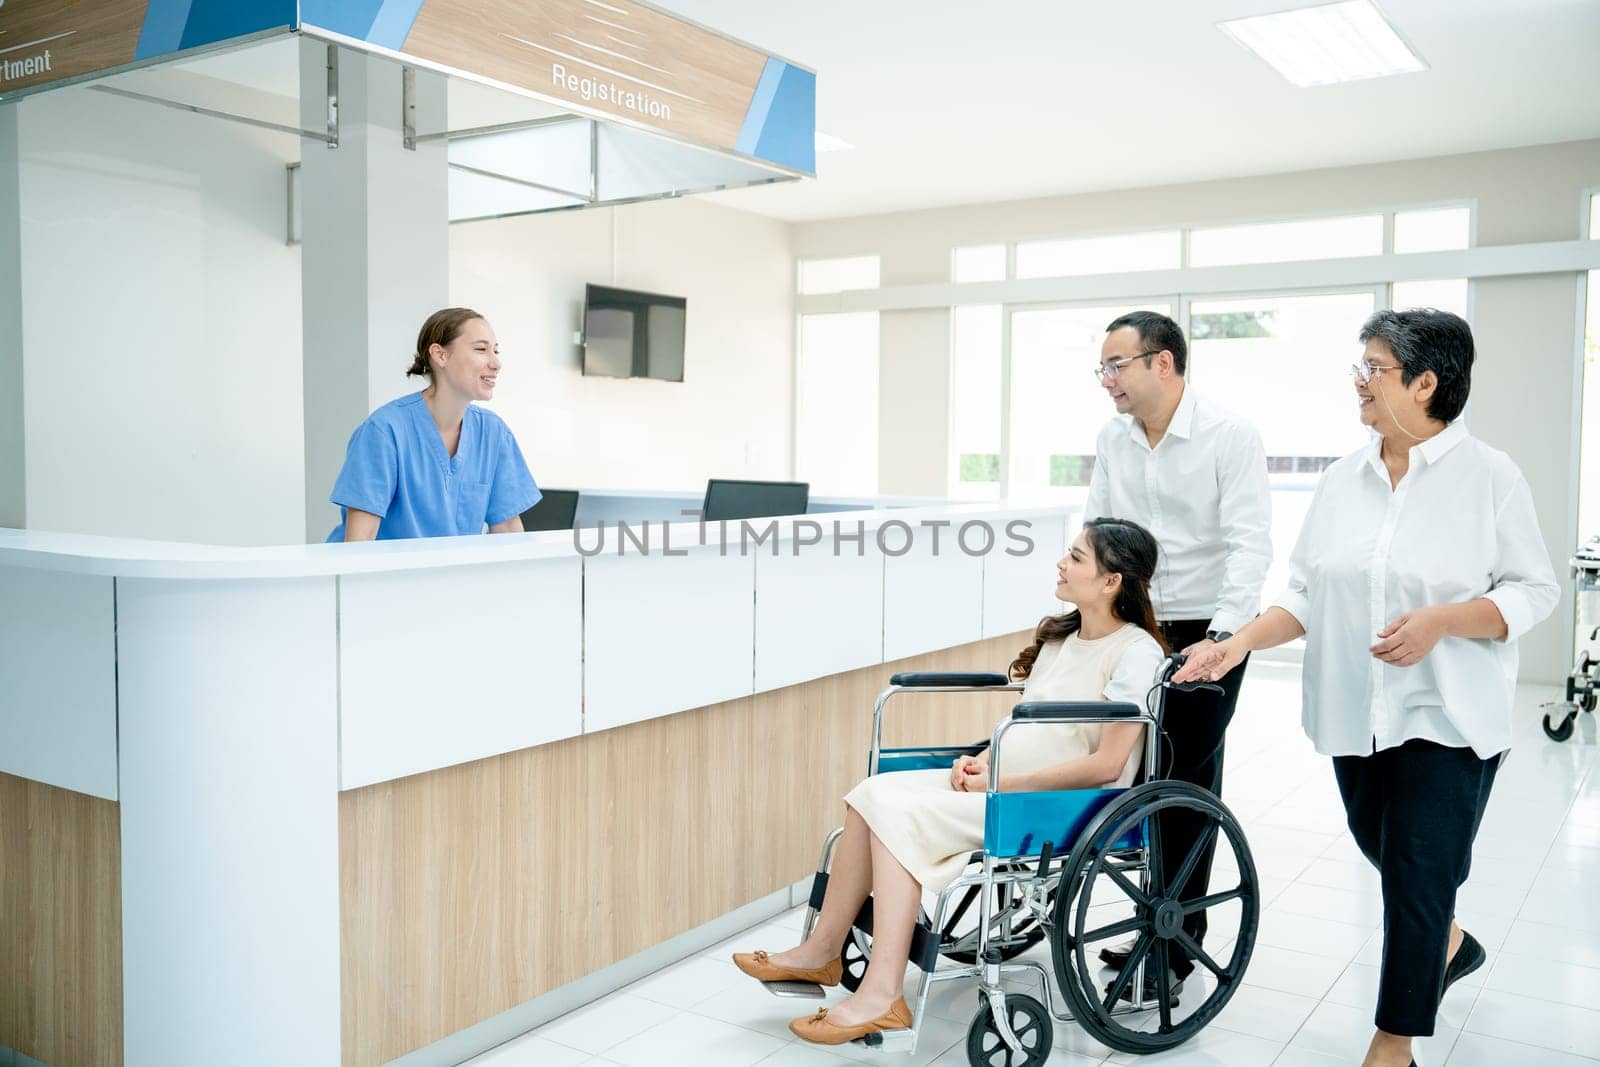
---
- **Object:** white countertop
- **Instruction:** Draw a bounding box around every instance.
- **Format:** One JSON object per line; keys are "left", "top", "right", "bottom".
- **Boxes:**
{"left": 0, "top": 500, "right": 1068, "bottom": 580}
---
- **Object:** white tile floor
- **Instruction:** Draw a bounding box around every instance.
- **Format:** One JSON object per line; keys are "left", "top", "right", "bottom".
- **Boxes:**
{"left": 464, "top": 661, "right": 1600, "bottom": 1066}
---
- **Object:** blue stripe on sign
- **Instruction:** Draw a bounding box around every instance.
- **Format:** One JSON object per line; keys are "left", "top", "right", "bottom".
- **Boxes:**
{"left": 135, "top": 0, "right": 198, "bottom": 60}
{"left": 754, "top": 64, "right": 816, "bottom": 174}
{"left": 298, "top": 0, "right": 387, "bottom": 42}
{"left": 734, "top": 58, "right": 786, "bottom": 157}
{"left": 365, "top": 0, "right": 428, "bottom": 50}
{"left": 177, "top": 0, "right": 298, "bottom": 50}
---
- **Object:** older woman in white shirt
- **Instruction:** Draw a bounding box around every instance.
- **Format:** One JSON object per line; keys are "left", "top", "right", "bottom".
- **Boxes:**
{"left": 1176, "top": 309, "right": 1559, "bottom": 1067}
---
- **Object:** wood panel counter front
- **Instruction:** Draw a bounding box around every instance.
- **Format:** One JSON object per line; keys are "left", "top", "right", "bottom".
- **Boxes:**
{"left": 338, "top": 631, "right": 1031, "bottom": 1066}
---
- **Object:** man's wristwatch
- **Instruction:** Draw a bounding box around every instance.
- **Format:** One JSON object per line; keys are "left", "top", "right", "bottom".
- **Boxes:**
{"left": 1206, "top": 630, "right": 1233, "bottom": 643}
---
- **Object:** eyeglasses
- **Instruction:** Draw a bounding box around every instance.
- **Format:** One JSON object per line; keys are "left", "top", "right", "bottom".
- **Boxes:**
{"left": 1350, "top": 360, "right": 1402, "bottom": 385}
{"left": 1092, "top": 350, "right": 1160, "bottom": 383}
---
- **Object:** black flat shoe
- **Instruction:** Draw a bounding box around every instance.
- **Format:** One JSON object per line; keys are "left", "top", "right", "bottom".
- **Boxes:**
{"left": 1442, "top": 930, "right": 1486, "bottom": 996}
{"left": 1099, "top": 940, "right": 1135, "bottom": 969}
{"left": 1103, "top": 968, "right": 1184, "bottom": 1006}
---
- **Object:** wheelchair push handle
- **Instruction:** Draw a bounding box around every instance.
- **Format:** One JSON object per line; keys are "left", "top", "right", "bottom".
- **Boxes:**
{"left": 1160, "top": 650, "right": 1226, "bottom": 696}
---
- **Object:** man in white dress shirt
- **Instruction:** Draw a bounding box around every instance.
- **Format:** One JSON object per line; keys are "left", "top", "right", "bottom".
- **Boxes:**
{"left": 1083, "top": 311, "right": 1273, "bottom": 993}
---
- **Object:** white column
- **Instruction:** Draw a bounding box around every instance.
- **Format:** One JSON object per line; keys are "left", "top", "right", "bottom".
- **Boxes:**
{"left": 0, "top": 103, "right": 24, "bottom": 530}
{"left": 298, "top": 41, "right": 449, "bottom": 541}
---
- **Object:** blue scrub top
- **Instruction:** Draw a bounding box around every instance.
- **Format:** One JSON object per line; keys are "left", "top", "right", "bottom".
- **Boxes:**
{"left": 327, "top": 392, "right": 540, "bottom": 542}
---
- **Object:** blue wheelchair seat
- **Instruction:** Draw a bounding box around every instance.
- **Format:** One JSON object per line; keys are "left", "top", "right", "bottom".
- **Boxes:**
{"left": 870, "top": 751, "right": 1145, "bottom": 856}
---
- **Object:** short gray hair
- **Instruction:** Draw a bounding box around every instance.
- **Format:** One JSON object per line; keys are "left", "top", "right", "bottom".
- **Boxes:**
{"left": 1358, "top": 308, "right": 1474, "bottom": 423}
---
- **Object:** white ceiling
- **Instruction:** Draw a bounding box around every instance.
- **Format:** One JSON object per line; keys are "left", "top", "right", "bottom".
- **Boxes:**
{"left": 651, "top": 0, "right": 1600, "bottom": 221}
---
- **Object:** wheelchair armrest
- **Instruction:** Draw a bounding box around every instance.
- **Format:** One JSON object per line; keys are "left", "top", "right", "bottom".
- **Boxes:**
{"left": 890, "top": 671, "right": 1011, "bottom": 688}
{"left": 1011, "top": 700, "right": 1144, "bottom": 721}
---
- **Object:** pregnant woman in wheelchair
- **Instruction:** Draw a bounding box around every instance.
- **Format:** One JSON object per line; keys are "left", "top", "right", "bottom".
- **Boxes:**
{"left": 734, "top": 517, "right": 1168, "bottom": 1045}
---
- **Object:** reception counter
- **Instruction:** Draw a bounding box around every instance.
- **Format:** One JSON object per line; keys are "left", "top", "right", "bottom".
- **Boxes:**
{"left": 0, "top": 499, "right": 1074, "bottom": 1067}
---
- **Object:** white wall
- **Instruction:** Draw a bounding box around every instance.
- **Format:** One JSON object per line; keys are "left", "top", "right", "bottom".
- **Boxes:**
{"left": 793, "top": 139, "right": 1600, "bottom": 684}
{"left": 12, "top": 82, "right": 795, "bottom": 543}
{"left": 17, "top": 85, "right": 305, "bottom": 545}
{"left": 449, "top": 196, "right": 795, "bottom": 495}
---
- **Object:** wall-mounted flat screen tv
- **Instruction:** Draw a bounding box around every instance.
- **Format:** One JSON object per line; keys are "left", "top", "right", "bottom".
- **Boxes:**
{"left": 582, "top": 284, "right": 687, "bottom": 381}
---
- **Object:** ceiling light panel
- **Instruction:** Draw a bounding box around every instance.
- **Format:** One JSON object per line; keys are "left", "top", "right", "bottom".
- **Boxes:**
{"left": 1220, "top": 1, "right": 1426, "bottom": 87}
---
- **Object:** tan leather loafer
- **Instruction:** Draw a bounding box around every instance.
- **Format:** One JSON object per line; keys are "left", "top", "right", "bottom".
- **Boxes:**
{"left": 789, "top": 996, "right": 912, "bottom": 1044}
{"left": 731, "top": 950, "right": 843, "bottom": 987}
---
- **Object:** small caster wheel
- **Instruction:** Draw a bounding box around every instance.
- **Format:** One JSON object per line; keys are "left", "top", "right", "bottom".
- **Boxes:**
{"left": 1583, "top": 689, "right": 1598, "bottom": 714}
{"left": 1544, "top": 710, "right": 1576, "bottom": 742}
{"left": 965, "top": 992, "right": 1052, "bottom": 1066}
{"left": 839, "top": 929, "right": 870, "bottom": 992}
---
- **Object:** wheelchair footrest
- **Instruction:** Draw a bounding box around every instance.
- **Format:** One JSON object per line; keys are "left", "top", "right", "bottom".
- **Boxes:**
{"left": 761, "top": 979, "right": 827, "bottom": 999}
{"left": 856, "top": 1028, "right": 918, "bottom": 1052}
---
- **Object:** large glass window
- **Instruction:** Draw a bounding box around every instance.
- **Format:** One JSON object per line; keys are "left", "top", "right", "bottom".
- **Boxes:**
{"left": 1190, "top": 214, "right": 1383, "bottom": 267}
{"left": 1015, "top": 231, "right": 1180, "bottom": 279}
{"left": 1188, "top": 291, "right": 1377, "bottom": 599}
{"left": 1393, "top": 206, "right": 1471, "bottom": 253}
{"left": 950, "top": 305, "right": 1003, "bottom": 499}
{"left": 1580, "top": 193, "right": 1600, "bottom": 543}
{"left": 953, "top": 245, "right": 1006, "bottom": 283}
{"left": 1392, "top": 278, "right": 1468, "bottom": 319}
{"left": 1583, "top": 267, "right": 1599, "bottom": 543}
{"left": 1006, "top": 303, "right": 1173, "bottom": 508}
{"left": 796, "top": 313, "right": 879, "bottom": 495}
{"left": 949, "top": 247, "right": 1007, "bottom": 498}
{"left": 798, "top": 256, "right": 879, "bottom": 295}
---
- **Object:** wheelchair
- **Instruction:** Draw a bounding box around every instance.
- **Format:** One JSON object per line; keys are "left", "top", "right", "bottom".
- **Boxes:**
{"left": 763, "top": 655, "right": 1261, "bottom": 1063}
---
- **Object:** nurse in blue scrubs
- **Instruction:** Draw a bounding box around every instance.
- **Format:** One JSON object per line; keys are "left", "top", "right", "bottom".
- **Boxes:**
{"left": 328, "top": 307, "right": 541, "bottom": 542}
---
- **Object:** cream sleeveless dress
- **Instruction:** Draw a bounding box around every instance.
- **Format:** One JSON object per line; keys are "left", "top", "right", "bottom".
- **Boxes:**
{"left": 844, "top": 624, "right": 1164, "bottom": 891}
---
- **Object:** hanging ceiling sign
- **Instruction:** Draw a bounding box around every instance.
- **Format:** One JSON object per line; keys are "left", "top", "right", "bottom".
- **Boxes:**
{"left": 0, "top": 0, "right": 294, "bottom": 97}
{"left": 0, "top": 0, "right": 815, "bottom": 177}
{"left": 301, "top": 0, "right": 816, "bottom": 176}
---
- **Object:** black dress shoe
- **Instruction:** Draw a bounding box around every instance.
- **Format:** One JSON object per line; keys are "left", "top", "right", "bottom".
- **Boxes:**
{"left": 1098, "top": 940, "right": 1135, "bottom": 969}
{"left": 1442, "top": 930, "right": 1486, "bottom": 996}
{"left": 1103, "top": 968, "right": 1184, "bottom": 1006}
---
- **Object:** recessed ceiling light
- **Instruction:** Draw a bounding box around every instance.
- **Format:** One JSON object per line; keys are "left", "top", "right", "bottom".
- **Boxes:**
{"left": 1219, "top": 0, "right": 1427, "bottom": 88}
{"left": 814, "top": 130, "right": 854, "bottom": 153}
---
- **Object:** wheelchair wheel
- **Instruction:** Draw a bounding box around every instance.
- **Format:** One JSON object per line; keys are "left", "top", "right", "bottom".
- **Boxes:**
{"left": 839, "top": 927, "right": 871, "bottom": 992}
{"left": 940, "top": 866, "right": 1051, "bottom": 965}
{"left": 965, "top": 991, "right": 1052, "bottom": 1066}
{"left": 1050, "top": 780, "right": 1259, "bottom": 1055}
{"left": 1544, "top": 709, "right": 1577, "bottom": 742}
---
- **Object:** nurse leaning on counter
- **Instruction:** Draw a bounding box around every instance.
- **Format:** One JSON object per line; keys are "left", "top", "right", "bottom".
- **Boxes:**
{"left": 327, "top": 307, "right": 541, "bottom": 542}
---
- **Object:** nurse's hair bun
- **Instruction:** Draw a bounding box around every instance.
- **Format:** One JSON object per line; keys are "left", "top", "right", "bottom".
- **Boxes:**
{"left": 408, "top": 307, "right": 486, "bottom": 377}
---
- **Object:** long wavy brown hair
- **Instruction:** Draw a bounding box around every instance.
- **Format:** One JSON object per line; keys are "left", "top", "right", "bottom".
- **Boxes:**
{"left": 1009, "top": 517, "right": 1168, "bottom": 680}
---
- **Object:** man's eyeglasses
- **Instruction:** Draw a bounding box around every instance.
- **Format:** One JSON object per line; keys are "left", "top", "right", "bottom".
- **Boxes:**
{"left": 1350, "top": 360, "right": 1402, "bottom": 385}
{"left": 1093, "top": 350, "right": 1160, "bottom": 383}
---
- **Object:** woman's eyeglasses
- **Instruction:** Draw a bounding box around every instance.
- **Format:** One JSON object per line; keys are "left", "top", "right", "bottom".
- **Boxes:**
{"left": 1092, "top": 350, "right": 1159, "bottom": 383}
{"left": 1350, "top": 360, "right": 1402, "bottom": 385}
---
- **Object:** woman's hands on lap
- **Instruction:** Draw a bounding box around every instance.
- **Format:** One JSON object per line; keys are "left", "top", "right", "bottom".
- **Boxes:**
{"left": 950, "top": 754, "right": 991, "bottom": 792}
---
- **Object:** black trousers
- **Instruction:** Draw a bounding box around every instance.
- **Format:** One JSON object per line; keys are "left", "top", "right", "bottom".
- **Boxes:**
{"left": 1156, "top": 618, "right": 1250, "bottom": 979}
{"left": 1333, "top": 739, "right": 1500, "bottom": 1037}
